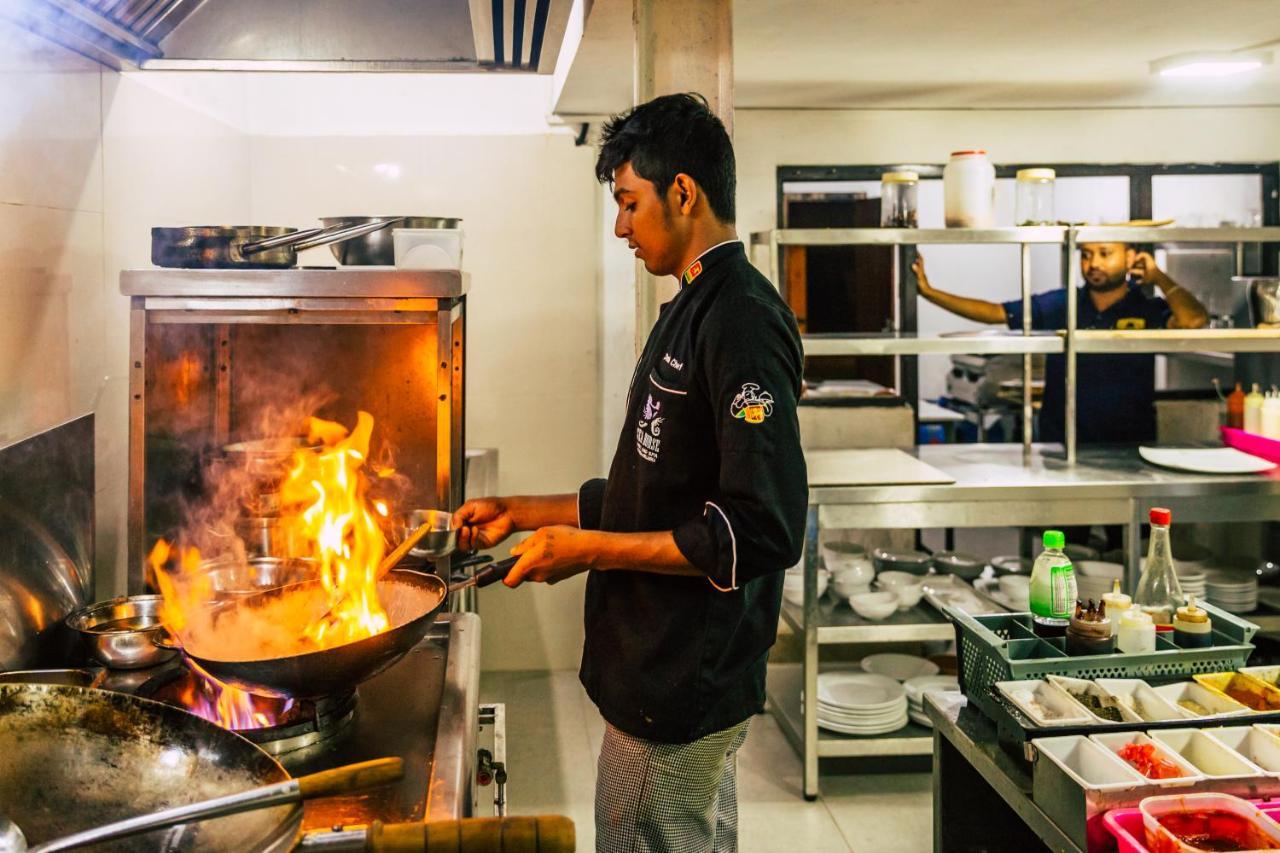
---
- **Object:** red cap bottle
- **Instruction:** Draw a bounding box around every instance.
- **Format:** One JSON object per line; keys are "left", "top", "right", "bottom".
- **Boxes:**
{"left": 1150, "top": 507, "right": 1171, "bottom": 526}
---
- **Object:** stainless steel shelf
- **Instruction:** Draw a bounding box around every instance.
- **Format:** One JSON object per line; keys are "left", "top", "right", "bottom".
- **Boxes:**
{"left": 121, "top": 267, "right": 468, "bottom": 299}
{"left": 1074, "top": 226, "right": 1280, "bottom": 244}
{"left": 767, "top": 664, "right": 935, "bottom": 758}
{"left": 756, "top": 227, "right": 1067, "bottom": 246}
{"left": 1073, "top": 329, "right": 1280, "bottom": 354}
{"left": 803, "top": 332, "right": 1063, "bottom": 357}
{"left": 780, "top": 597, "right": 954, "bottom": 644}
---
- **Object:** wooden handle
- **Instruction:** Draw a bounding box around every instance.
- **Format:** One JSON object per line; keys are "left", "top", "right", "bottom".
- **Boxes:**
{"left": 296, "top": 757, "right": 405, "bottom": 799}
{"left": 378, "top": 523, "right": 435, "bottom": 579}
{"left": 368, "top": 816, "right": 575, "bottom": 852}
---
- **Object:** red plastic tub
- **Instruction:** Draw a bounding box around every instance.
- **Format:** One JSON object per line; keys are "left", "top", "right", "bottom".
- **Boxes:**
{"left": 1105, "top": 799, "right": 1280, "bottom": 853}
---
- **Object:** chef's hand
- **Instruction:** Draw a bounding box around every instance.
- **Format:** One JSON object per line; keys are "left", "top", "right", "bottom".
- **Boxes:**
{"left": 504, "top": 526, "right": 599, "bottom": 588}
{"left": 1128, "top": 251, "right": 1166, "bottom": 288}
{"left": 911, "top": 256, "right": 934, "bottom": 296}
{"left": 453, "top": 498, "right": 518, "bottom": 551}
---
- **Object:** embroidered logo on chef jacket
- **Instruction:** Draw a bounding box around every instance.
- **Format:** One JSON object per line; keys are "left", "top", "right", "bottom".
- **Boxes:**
{"left": 682, "top": 260, "right": 703, "bottom": 286}
{"left": 635, "top": 394, "right": 665, "bottom": 462}
{"left": 662, "top": 353, "right": 684, "bottom": 371}
{"left": 1115, "top": 317, "right": 1147, "bottom": 330}
{"left": 730, "top": 383, "right": 774, "bottom": 424}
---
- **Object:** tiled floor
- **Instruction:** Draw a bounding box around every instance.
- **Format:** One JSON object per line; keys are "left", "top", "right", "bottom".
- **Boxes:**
{"left": 480, "top": 671, "right": 933, "bottom": 852}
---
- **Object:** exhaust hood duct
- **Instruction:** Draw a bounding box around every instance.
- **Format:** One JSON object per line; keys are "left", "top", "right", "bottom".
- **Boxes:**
{"left": 3, "top": 0, "right": 571, "bottom": 72}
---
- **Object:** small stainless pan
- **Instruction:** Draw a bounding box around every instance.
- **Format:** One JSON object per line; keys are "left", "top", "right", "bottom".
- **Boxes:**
{"left": 65, "top": 595, "right": 176, "bottom": 670}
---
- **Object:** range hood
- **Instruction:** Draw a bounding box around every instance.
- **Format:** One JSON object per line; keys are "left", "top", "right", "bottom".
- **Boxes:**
{"left": 4, "top": 0, "right": 572, "bottom": 72}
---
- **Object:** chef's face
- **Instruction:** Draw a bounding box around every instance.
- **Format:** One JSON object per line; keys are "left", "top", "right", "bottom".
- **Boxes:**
{"left": 1080, "top": 242, "right": 1133, "bottom": 292}
{"left": 611, "top": 162, "right": 689, "bottom": 277}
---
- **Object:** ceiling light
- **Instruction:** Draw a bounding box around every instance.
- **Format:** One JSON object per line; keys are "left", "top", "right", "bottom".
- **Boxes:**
{"left": 1151, "top": 51, "right": 1272, "bottom": 78}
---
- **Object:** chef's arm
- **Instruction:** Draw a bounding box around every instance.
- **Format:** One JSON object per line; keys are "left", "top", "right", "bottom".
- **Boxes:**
{"left": 912, "top": 256, "right": 1007, "bottom": 325}
{"left": 589, "top": 531, "right": 702, "bottom": 577}
{"left": 1134, "top": 254, "right": 1209, "bottom": 330}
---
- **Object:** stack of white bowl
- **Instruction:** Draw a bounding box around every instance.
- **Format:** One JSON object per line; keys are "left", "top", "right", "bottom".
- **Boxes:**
{"left": 782, "top": 562, "right": 828, "bottom": 607}
{"left": 814, "top": 672, "right": 909, "bottom": 735}
{"left": 823, "top": 541, "right": 876, "bottom": 603}
{"left": 903, "top": 674, "right": 961, "bottom": 728}
{"left": 1075, "top": 560, "right": 1124, "bottom": 605}
{"left": 1204, "top": 570, "right": 1259, "bottom": 613}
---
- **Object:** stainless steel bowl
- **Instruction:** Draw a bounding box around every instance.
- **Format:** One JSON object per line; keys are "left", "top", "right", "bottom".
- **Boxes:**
{"left": 321, "top": 217, "right": 461, "bottom": 265}
{"left": 65, "top": 596, "right": 176, "bottom": 670}
{"left": 204, "top": 556, "right": 316, "bottom": 600}
{"left": 390, "top": 509, "right": 456, "bottom": 558}
{"left": 1234, "top": 276, "right": 1280, "bottom": 327}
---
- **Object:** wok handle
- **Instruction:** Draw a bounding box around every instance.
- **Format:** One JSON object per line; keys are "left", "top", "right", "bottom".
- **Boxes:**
{"left": 367, "top": 816, "right": 575, "bottom": 852}
{"left": 297, "top": 758, "right": 406, "bottom": 799}
{"left": 291, "top": 217, "right": 407, "bottom": 252}
{"left": 239, "top": 226, "right": 326, "bottom": 255}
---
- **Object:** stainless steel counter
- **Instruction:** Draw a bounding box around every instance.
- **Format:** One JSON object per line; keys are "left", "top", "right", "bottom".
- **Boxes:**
{"left": 121, "top": 267, "right": 467, "bottom": 299}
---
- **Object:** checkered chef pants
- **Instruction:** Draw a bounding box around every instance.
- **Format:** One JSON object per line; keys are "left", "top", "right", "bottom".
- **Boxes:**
{"left": 595, "top": 719, "right": 750, "bottom": 853}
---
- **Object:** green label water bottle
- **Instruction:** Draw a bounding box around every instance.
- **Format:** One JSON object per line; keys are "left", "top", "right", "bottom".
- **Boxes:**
{"left": 1030, "top": 530, "right": 1076, "bottom": 638}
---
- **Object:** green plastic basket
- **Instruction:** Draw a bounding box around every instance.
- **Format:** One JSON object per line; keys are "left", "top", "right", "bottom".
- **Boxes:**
{"left": 948, "top": 602, "right": 1258, "bottom": 702}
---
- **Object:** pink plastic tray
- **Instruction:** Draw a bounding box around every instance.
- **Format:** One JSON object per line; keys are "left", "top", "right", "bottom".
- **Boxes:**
{"left": 1222, "top": 426, "right": 1280, "bottom": 465}
{"left": 1104, "top": 799, "right": 1280, "bottom": 853}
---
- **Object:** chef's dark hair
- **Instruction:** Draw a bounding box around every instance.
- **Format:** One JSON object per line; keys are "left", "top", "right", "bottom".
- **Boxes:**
{"left": 595, "top": 92, "right": 736, "bottom": 224}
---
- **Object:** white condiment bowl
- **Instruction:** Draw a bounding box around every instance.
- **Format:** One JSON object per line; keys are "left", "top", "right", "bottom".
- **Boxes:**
{"left": 832, "top": 573, "right": 872, "bottom": 601}
{"left": 876, "top": 571, "right": 924, "bottom": 590}
{"left": 783, "top": 569, "right": 829, "bottom": 606}
{"left": 848, "top": 591, "right": 898, "bottom": 621}
{"left": 998, "top": 574, "right": 1031, "bottom": 608}
{"left": 879, "top": 579, "right": 924, "bottom": 610}
{"left": 830, "top": 558, "right": 875, "bottom": 588}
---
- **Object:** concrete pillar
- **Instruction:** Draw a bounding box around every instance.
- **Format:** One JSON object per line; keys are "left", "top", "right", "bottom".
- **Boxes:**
{"left": 632, "top": 0, "right": 733, "bottom": 351}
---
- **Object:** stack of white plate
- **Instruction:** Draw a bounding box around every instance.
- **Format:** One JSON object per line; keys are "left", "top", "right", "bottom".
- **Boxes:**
{"left": 1075, "top": 561, "right": 1124, "bottom": 604}
{"left": 1205, "top": 571, "right": 1258, "bottom": 613}
{"left": 903, "top": 675, "right": 960, "bottom": 728}
{"left": 816, "top": 672, "right": 909, "bottom": 735}
{"left": 1177, "top": 569, "right": 1207, "bottom": 602}
{"left": 861, "top": 652, "right": 940, "bottom": 681}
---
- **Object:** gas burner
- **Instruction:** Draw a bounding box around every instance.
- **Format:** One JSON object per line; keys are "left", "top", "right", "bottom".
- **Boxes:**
{"left": 137, "top": 665, "right": 358, "bottom": 767}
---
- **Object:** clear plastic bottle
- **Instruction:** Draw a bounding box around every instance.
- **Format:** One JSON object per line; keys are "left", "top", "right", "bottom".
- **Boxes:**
{"left": 880, "top": 171, "right": 919, "bottom": 228}
{"left": 1029, "top": 530, "right": 1077, "bottom": 637}
{"left": 1015, "top": 168, "right": 1056, "bottom": 225}
{"left": 1264, "top": 389, "right": 1280, "bottom": 440}
{"left": 1134, "top": 507, "right": 1183, "bottom": 626}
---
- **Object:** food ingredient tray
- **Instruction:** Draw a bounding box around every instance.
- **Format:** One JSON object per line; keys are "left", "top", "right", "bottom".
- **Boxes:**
{"left": 1105, "top": 795, "right": 1280, "bottom": 853}
{"left": 948, "top": 603, "right": 1257, "bottom": 723}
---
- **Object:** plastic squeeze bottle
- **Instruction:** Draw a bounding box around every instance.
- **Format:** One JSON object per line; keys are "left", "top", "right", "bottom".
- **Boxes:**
{"left": 1029, "top": 530, "right": 1077, "bottom": 638}
{"left": 1227, "top": 382, "right": 1245, "bottom": 429}
{"left": 1245, "top": 383, "right": 1265, "bottom": 434}
{"left": 1134, "top": 507, "right": 1183, "bottom": 626}
{"left": 1101, "top": 580, "right": 1132, "bottom": 638}
{"left": 1264, "top": 390, "right": 1280, "bottom": 440}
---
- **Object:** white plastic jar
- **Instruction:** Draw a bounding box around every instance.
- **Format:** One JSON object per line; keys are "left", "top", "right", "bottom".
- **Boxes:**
{"left": 1116, "top": 607, "right": 1156, "bottom": 654}
{"left": 1016, "top": 168, "right": 1056, "bottom": 225}
{"left": 943, "top": 150, "right": 996, "bottom": 228}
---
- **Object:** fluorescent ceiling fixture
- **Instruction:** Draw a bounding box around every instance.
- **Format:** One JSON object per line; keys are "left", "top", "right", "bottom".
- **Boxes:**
{"left": 1151, "top": 51, "right": 1272, "bottom": 78}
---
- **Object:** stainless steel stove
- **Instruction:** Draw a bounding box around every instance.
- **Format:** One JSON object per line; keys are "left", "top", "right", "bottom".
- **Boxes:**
{"left": 100, "top": 613, "right": 480, "bottom": 829}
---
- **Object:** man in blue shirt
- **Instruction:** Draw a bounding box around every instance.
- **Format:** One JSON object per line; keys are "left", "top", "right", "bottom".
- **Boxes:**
{"left": 913, "top": 243, "right": 1209, "bottom": 443}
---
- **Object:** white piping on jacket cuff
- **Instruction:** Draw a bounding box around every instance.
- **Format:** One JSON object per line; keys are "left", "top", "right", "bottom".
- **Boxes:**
{"left": 704, "top": 501, "right": 738, "bottom": 591}
{"left": 576, "top": 488, "right": 581, "bottom": 528}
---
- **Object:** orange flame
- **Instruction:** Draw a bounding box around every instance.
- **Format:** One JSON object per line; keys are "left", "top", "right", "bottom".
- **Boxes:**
{"left": 177, "top": 659, "right": 294, "bottom": 731}
{"left": 151, "top": 410, "right": 395, "bottom": 675}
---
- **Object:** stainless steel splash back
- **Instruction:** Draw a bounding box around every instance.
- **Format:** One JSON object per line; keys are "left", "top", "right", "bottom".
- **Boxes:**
{"left": 0, "top": 414, "right": 95, "bottom": 670}
{"left": 4, "top": 0, "right": 572, "bottom": 72}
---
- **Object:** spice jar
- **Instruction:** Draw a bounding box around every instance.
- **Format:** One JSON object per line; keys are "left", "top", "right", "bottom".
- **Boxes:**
{"left": 1173, "top": 597, "right": 1214, "bottom": 648}
{"left": 1066, "top": 599, "right": 1114, "bottom": 656}
{"left": 1101, "top": 580, "right": 1131, "bottom": 638}
{"left": 943, "top": 150, "right": 995, "bottom": 228}
{"left": 1117, "top": 606, "right": 1156, "bottom": 654}
{"left": 880, "top": 171, "right": 919, "bottom": 228}
{"left": 1015, "top": 168, "right": 1056, "bottom": 225}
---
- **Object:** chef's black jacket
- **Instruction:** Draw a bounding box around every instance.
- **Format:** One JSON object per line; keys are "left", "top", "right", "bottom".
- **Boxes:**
{"left": 577, "top": 241, "right": 807, "bottom": 744}
{"left": 1002, "top": 285, "right": 1173, "bottom": 444}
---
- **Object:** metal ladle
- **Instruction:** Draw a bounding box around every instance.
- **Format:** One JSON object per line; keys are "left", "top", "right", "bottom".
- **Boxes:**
{"left": 0, "top": 758, "right": 402, "bottom": 853}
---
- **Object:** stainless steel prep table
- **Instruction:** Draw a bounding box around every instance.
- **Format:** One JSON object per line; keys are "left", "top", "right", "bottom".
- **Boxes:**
{"left": 926, "top": 692, "right": 1082, "bottom": 853}
{"left": 771, "top": 443, "right": 1280, "bottom": 799}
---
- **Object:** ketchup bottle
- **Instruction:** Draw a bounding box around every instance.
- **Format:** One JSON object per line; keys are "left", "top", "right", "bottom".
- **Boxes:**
{"left": 1227, "top": 382, "right": 1246, "bottom": 429}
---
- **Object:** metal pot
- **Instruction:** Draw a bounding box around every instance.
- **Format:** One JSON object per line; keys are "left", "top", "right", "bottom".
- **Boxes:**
{"left": 1235, "top": 276, "right": 1280, "bottom": 327}
{"left": 65, "top": 595, "right": 176, "bottom": 670}
{"left": 320, "top": 216, "right": 461, "bottom": 265}
{"left": 204, "top": 556, "right": 317, "bottom": 600}
{"left": 151, "top": 218, "right": 405, "bottom": 270}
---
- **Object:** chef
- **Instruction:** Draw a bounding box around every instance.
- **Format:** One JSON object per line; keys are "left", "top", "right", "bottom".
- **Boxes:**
{"left": 454, "top": 93, "right": 807, "bottom": 852}
{"left": 913, "top": 242, "right": 1209, "bottom": 444}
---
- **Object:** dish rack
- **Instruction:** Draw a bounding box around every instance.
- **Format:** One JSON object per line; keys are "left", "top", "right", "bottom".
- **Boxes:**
{"left": 948, "top": 603, "right": 1258, "bottom": 723}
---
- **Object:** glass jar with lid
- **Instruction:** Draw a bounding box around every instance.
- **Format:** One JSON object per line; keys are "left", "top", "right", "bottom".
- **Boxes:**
{"left": 880, "top": 171, "right": 918, "bottom": 228}
{"left": 1016, "top": 168, "right": 1056, "bottom": 225}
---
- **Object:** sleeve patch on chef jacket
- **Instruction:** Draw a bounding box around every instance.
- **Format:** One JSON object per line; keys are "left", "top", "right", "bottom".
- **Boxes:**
{"left": 729, "top": 382, "right": 774, "bottom": 424}
{"left": 1116, "top": 317, "right": 1146, "bottom": 330}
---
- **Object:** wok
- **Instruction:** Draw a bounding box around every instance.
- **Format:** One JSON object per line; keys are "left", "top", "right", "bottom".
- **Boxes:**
{"left": 177, "top": 568, "right": 448, "bottom": 698}
{"left": 0, "top": 684, "right": 300, "bottom": 852}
